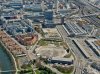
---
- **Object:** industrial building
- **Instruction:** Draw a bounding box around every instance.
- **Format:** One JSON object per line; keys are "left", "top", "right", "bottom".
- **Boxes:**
{"left": 9, "top": 2, "right": 23, "bottom": 9}
{"left": 44, "top": 9, "right": 53, "bottom": 20}
{"left": 47, "top": 3, "right": 53, "bottom": 9}
{"left": 73, "top": 39, "right": 90, "bottom": 58}
{"left": 5, "top": 20, "right": 34, "bottom": 36}
{"left": 24, "top": 3, "right": 42, "bottom": 12}
{"left": 42, "top": 9, "right": 55, "bottom": 28}
{"left": 0, "top": 8, "right": 22, "bottom": 24}
{"left": 63, "top": 21, "right": 87, "bottom": 36}
{"left": 42, "top": 20, "right": 56, "bottom": 28}
{"left": 85, "top": 39, "right": 100, "bottom": 56}
{"left": 91, "top": 62, "right": 100, "bottom": 71}
{"left": 48, "top": 57, "right": 73, "bottom": 65}
{"left": 1, "top": 11, "right": 18, "bottom": 20}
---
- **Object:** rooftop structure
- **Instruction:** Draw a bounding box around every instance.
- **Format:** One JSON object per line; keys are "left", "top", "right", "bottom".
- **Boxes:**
{"left": 42, "top": 20, "right": 56, "bottom": 28}
{"left": 1, "top": 9, "right": 23, "bottom": 22}
{"left": 73, "top": 39, "right": 90, "bottom": 58}
{"left": 48, "top": 57, "right": 73, "bottom": 65}
{"left": 9, "top": 2, "right": 23, "bottom": 9}
{"left": 91, "top": 62, "right": 100, "bottom": 71}
{"left": 82, "top": 25, "right": 94, "bottom": 34}
{"left": 1, "top": 11, "right": 18, "bottom": 20}
{"left": 24, "top": 3, "right": 42, "bottom": 12}
{"left": 0, "top": 30, "right": 26, "bottom": 56}
{"left": 53, "top": 17, "right": 62, "bottom": 24}
{"left": 5, "top": 20, "right": 34, "bottom": 36}
{"left": 85, "top": 39, "right": 100, "bottom": 56}
{"left": 44, "top": 9, "right": 53, "bottom": 20}
{"left": 56, "top": 0, "right": 78, "bottom": 16}
{"left": 15, "top": 33, "right": 38, "bottom": 46}
{"left": 63, "top": 21, "right": 87, "bottom": 36}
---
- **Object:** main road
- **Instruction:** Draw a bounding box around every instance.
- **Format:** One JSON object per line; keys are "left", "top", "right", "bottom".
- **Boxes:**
{"left": 56, "top": 25, "right": 84, "bottom": 74}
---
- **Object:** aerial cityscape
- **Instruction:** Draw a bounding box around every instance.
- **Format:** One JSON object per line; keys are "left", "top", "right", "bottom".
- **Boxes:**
{"left": 0, "top": 0, "right": 100, "bottom": 74}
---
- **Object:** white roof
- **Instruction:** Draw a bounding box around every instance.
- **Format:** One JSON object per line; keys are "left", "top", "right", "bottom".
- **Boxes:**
{"left": 51, "top": 57, "right": 73, "bottom": 62}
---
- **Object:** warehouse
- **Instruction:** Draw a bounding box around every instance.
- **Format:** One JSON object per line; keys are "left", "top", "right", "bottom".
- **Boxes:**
{"left": 73, "top": 39, "right": 90, "bottom": 59}
{"left": 48, "top": 57, "right": 73, "bottom": 65}
{"left": 85, "top": 39, "right": 100, "bottom": 56}
{"left": 5, "top": 20, "right": 34, "bottom": 36}
{"left": 63, "top": 22, "right": 87, "bottom": 36}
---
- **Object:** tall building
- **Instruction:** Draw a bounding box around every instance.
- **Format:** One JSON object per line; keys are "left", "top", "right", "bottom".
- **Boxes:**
{"left": 44, "top": 9, "right": 53, "bottom": 20}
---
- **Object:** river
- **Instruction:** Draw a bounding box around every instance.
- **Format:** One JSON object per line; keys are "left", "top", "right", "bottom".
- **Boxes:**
{"left": 0, "top": 44, "right": 14, "bottom": 74}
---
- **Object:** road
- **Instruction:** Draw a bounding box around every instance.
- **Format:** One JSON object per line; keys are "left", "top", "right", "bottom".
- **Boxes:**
{"left": 56, "top": 25, "right": 83, "bottom": 74}
{"left": 56, "top": 23, "right": 100, "bottom": 74}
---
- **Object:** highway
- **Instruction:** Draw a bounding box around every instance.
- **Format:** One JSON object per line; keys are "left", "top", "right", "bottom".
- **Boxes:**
{"left": 56, "top": 22, "right": 100, "bottom": 74}
{"left": 56, "top": 24, "right": 87, "bottom": 59}
{"left": 56, "top": 25, "right": 83, "bottom": 74}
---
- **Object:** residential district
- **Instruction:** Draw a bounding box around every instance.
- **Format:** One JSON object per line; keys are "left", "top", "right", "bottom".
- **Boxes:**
{"left": 0, "top": 0, "right": 100, "bottom": 74}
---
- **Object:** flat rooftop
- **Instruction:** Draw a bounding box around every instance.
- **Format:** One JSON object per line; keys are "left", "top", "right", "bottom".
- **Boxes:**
{"left": 5, "top": 20, "right": 34, "bottom": 35}
{"left": 51, "top": 57, "right": 73, "bottom": 62}
{"left": 64, "top": 21, "right": 86, "bottom": 36}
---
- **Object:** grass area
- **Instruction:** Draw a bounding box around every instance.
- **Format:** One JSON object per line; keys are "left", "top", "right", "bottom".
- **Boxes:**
{"left": 37, "top": 39, "right": 64, "bottom": 47}
{"left": 18, "top": 70, "right": 33, "bottom": 74}
{"left": 35, "top": 70, "right": 40, "bottom": 74}
{"left": 21, "top": 64, "right": 32, "bottom": 70}
{"left": 54, "top": 66, "right": 74, "bottom": 74}
{"left": 35, "top": 62, "right": 56, "bottom": 74}
{"left": 17, "top": 64, "right": 33, "bottom": 74}
{"left": 37, "top": 39, "right": 48, "bottom": 46}
{"left": 35, "top": 68, "right": 56, "bottom": 74}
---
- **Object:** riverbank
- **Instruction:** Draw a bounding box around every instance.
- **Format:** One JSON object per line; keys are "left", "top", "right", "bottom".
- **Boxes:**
{"left": 0, "top": 30, "right": 30, "bottom": 74}
{"left": 0, "top": 41, "right": 17, "bottom": 74}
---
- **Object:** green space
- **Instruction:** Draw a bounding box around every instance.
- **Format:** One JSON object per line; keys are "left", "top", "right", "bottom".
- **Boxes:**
{"left": 54, "top": 66, "right": 74, "bottom": 74}
{"left": 37, "top": 39, "right": 48, "bottom": 46}
{"left": 37, "top": 39, "right": 64, "bottom": 47}
{"left": 35, "top": 68, "right": 56, "bottom": 74}
{"left": 18, "top": 64, "right": 33, "bottom": 74}
{"left": 18, "top": 69, "right": 33, "bottom": 74}
{"left": 35, "top": 70, "right": 40, "bottom": 74}
{"left": 35, "top": 63, "right": 56, "bottom": 74}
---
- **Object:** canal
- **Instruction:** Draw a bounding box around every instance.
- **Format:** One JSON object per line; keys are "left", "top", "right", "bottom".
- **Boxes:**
{"left": 0, "top": 44, "right": 14, "bottom": 74}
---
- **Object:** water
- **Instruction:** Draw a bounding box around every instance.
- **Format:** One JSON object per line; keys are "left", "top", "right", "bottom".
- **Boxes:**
{"left": 0, "top": 45, "right": 14, "bottom": 74}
